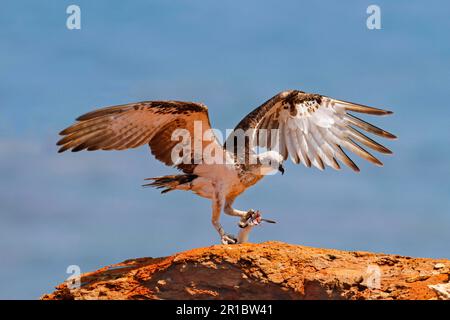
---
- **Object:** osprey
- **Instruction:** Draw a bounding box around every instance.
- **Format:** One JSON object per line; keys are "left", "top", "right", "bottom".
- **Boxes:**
{"left": 57, "top": 90, "right": 395, "bottom": 244}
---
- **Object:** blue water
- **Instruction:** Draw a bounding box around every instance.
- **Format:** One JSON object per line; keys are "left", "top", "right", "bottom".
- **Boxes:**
{"left": 1, "top": 0, "right": 449, "bottom": 299}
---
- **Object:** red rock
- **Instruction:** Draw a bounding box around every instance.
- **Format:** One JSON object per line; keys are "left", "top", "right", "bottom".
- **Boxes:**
{"left": 41, "top": 241, "right": 450, "bottom": 300}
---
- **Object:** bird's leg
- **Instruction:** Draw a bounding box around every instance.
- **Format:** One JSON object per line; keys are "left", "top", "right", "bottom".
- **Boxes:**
{"left": 237, "top": 210, "right": 262, "bottom": 243}
{"left": 212, "top": 195, "right": 237, "bottom": 245}
{"left": 223, "top": 198, "right": 247, "bottom": 218}
{"left": 224, "top": 197, "right": 261, "bottom": 222}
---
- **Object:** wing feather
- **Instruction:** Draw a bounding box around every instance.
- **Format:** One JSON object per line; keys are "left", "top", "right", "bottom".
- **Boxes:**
{"left": 335, "top": 145, "right": 360, "bottom": 172}
{"left": 332, "top": 98, "right": 393, "bottom": 116}
{"left": 58, "top": 101, "right": 221, "bottom": 173}
{"left": 232, "top": 90, "right": 395, "bottom": 172}
{"left": 306, "top": 131, "right": 325, "bottom": 170}
{"left": 344, "top": 114, "right": 396, "bottom": 139}
{"left": 276, "top": 119, "right": 288, "bottom": 159}
{"left": 284, "top": 127, "right": 300, "bottom": 164}
{"left": 299, "top": 134, "right": 313, "bottom": 168}
{"left": 293, "top": 130, "right": 306, "bottom": 166}
{"left": 347, "top": 126, "right": 392, "bottom": 154}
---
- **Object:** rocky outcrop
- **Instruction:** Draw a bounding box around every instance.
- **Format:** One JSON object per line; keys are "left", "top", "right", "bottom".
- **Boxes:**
{"left": 41, "top": 241, "right": 450, "bottom": 300}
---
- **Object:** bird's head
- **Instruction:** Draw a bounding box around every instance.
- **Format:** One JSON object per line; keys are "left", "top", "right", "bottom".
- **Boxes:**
{"left": 256, "top": 151, "right": 285, "bottom": 176}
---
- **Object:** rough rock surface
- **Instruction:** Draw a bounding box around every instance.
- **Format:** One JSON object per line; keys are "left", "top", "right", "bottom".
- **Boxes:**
{"left": 41, "top": 241, "right": 450, "bottom": 300}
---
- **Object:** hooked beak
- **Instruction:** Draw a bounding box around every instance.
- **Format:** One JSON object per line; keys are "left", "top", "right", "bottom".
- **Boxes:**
{"left": 278, "top": 164, "right": 285, "bottom": 175}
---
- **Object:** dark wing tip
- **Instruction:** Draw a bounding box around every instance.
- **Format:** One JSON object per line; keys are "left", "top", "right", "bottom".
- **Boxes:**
{"left": 76, "top": 115, "right": 90, "bottom": 122}
{"left": 59, "top": 128, "right": 71, "bottom": 135}
{"left": 374, "top": 160, "right": 384, "bottom": 167}
{"left": 57, "top": 146, "right": 68, "bottom": 153}
{"left": 375, "top": 109, "right": 394, "bottom": 116}
{"left": 75, "top": 110, "right": 101, "bottom": 121}
{"left": 386, "top": 132, "right": 398, "bottom": 140}
{"left": 75, "top": 115, "right": 88, "bottom": 121}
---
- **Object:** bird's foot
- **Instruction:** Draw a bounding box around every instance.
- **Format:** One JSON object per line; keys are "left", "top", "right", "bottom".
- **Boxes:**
{"left": 221, "top": 233, "right": 238, "bottom": 245}
{"left": 239, "top": 209, "right": 262, "bottom": 228}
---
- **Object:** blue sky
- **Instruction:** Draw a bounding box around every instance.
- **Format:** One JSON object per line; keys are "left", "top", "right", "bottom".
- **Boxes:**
{"left": 1, "top": 0, "right": 449, "bottom": 299}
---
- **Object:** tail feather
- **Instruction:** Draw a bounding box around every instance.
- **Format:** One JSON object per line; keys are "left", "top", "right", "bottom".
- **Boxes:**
{"left": 143, "top": 174, "right": 197, "bottom": 193}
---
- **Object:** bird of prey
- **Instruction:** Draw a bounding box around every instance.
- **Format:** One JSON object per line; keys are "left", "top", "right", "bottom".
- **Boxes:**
{"left": 57, "top": 90, "right": 395, "bottom": 244}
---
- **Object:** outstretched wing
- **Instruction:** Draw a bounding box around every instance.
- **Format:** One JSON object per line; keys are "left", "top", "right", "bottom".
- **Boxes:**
{"left": 230, "top": 90, "right": 396, "bottom": 172}
{"left": 57, "top": 100, "right": 221, "bottom": 173}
